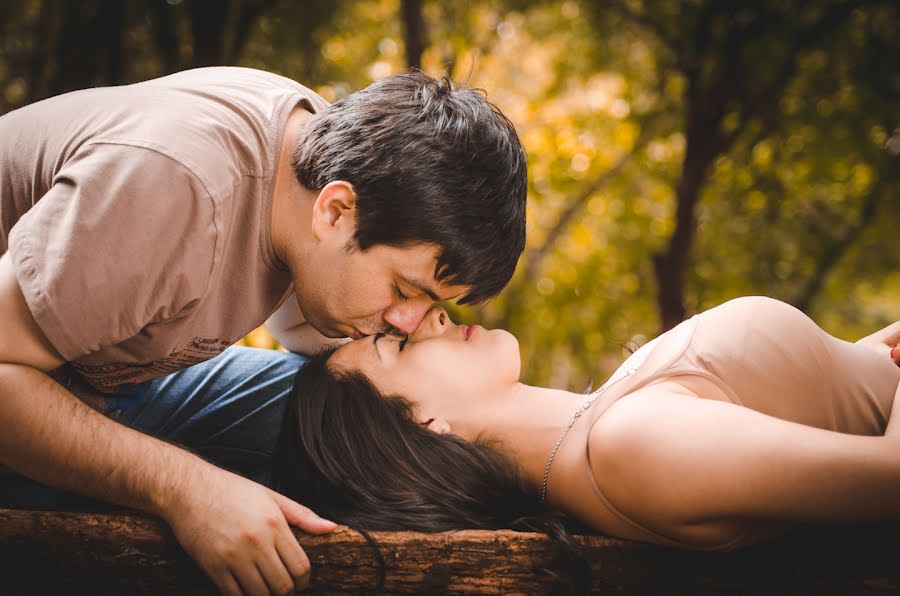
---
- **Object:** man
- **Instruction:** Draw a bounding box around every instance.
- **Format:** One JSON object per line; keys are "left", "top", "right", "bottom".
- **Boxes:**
{"left": 0, "top": 67, "right": 526, "bottom": 595}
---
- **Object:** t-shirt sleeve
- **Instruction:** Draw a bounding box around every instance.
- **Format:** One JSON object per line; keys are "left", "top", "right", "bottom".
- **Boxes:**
{"left": 7, "top": 141, "right": 219, "bottom": 361}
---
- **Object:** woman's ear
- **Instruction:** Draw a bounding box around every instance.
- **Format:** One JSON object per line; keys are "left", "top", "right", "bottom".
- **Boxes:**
{"left": 420, "top": 417, "right": 452, "bottom": 435}
{"left": 310, "top": 180, "right": 357, "bottom": 244}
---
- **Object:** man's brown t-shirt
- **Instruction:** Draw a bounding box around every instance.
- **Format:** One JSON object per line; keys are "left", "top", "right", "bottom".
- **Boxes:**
{"left": 0, "top": 67, "right": 328, "bottom": 393}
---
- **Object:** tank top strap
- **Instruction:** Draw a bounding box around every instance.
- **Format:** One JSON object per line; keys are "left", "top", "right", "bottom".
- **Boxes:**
{"left": 572, "top": 315, "right": 702, "bottom": 548}
{"left": 583, "top": 314, "right": 700, "bottom": 429}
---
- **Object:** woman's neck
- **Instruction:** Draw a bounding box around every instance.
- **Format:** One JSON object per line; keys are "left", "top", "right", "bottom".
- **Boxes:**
{"left": 449, "top": 383, "right": 594, "bottom": 493}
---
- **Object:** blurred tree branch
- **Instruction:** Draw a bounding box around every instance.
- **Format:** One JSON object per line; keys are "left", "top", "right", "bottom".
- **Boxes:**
{"left": 492, "top": 119, "right": 661, "bottom": 330}
{"left": 791, "top": 180, "right": 885, "bottom": 312}
{"left": 621, "top": 0, "right": 882, "bottom": 329}
{"left": 522, "top": 126, "right": 658, "bottom": 290}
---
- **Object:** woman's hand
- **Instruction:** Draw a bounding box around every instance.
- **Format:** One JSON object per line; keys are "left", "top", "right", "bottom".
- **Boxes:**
{"left": 855, "top": 321, "right": 900, "bottom": 366}
{"left": 863, "top": 322, "right": 900, "bottom": 439}
{"left": 886, "top": 381, "right": 900, "bottom": 439}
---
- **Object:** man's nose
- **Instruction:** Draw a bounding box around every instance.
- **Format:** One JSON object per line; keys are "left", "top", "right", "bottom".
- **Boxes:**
{"left": 383, "top": 296, "right": 434, "bottom": 335}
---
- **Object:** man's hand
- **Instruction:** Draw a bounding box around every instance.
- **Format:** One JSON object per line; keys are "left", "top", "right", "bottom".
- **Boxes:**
{"left": 163, "top": 465, "right": 336, "bottom": 595}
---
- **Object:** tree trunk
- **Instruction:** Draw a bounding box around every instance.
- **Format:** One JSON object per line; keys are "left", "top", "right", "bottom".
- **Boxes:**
{"left": 100, "top": 0, "right": 125, "bottom": 85}
{"left": 148, "top": 0, "right": 180, "bottom": 74}
{"left": 3, "top": 508, "right": 900, "bottom": 595}
{"left": 401, "top": 0, "right": 427, "bottom": 70}
{"left": 190, "top": 0, "right": 230, "bottom": 67}
{"left": 652, "top": 103, "right": 723, "bottom": 330}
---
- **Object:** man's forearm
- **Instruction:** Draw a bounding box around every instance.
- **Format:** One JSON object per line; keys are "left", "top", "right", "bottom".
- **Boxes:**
{"left": 0, "top": 362, "right": 207, "bottom": 516}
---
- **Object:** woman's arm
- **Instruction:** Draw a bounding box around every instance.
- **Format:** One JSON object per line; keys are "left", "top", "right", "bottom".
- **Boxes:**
{"left": 589, "top": 384, "right": 900, "bottom": 532}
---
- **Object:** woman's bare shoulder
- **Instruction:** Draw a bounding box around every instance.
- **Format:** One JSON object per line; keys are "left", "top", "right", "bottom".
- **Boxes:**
{"left": 587, "top": 387, "right": 789, "bottom": 548}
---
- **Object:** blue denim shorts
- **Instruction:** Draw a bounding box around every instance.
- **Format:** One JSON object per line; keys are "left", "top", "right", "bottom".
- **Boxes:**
{"left": 0, "top": 346, "right": 308, "bottom": 509}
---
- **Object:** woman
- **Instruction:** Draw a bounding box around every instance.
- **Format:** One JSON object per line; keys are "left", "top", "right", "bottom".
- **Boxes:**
{"left": 272, "top": 296, "right": 900, "bottom": 556}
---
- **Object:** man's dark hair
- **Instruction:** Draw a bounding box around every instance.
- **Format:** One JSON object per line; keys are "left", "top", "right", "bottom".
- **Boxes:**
{"left": 292, "top": 71, "right": 527, "bottom": 305}
{"left": 269, "top": 350, "right": 590, "bottom": 594}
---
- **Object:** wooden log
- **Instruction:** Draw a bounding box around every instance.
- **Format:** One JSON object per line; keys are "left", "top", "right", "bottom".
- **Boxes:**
{"left": 2, "top": 508, "right": 900, "bottom": 594}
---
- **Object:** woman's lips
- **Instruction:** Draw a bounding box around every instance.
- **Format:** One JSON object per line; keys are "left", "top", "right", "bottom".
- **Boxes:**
{"left": 465, "top": 325, "right": 478, "bottom": 340}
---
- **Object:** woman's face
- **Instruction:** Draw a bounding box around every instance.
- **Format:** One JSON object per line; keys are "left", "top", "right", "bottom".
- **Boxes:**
{"left": 329, "top": 306, "right": 521, "bottom": 415}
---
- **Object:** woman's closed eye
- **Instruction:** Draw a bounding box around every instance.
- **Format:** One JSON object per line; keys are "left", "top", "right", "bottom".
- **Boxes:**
{"left": 389, "top": 332, "right": 409, "bottom": 351}
{"left": 375, "top": 332, "right": 408, "bottom": 352}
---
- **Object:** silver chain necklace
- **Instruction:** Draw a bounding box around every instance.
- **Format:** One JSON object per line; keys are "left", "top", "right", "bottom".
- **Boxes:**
{"left": 539, "top": 366, "right": 637, "bottom": 503}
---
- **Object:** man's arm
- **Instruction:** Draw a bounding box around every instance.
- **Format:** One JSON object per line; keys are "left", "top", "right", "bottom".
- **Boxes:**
{"left": 265, "top": 295, "right": 348, "bottom": 354}
{"left": 0, "top": 253, "right": 335, "bottom": 595}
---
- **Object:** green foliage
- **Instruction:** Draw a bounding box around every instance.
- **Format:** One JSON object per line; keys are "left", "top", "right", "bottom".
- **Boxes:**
{"left": 2, "top": 0, "right": 898, "bottom": 389}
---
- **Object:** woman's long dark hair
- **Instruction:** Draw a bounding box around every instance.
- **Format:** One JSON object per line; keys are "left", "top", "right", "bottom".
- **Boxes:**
{"left": 270, "top": 348, "right": 590, "bottom": 594}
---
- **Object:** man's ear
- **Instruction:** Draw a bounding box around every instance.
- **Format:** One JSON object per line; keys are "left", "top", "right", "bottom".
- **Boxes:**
{"left": 311, "top": 181, "right": 357, "bottom": 244}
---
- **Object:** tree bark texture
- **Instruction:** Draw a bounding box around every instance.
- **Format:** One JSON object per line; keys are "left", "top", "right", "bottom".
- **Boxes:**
{"left": 2, "top": 508, "right": 900, "bottom": 595}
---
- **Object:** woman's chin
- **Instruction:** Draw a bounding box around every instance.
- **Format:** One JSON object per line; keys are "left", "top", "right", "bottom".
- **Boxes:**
{"left": 491, "top": 328, "right": 522, "bottom": 381}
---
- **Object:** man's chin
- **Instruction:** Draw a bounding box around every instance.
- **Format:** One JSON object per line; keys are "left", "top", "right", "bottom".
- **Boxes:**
{"left": 333, "top": 324, "right": 361, "bottom": 340}
{"left": 307, "top": 318, "right": 352, "bottom": 340}
{"left": 327, "top": 327, "right": 356, "bottom": 340}
{"left": 310, "top": 315, "right": 371, "bottom": 339}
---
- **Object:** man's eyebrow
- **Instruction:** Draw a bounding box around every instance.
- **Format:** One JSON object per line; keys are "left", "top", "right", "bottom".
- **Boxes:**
{"left": 402, "top": 275, "right": 441, "bottom": 301}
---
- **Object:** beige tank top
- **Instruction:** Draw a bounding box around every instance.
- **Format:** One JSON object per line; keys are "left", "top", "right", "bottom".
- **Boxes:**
{"left": 548, "top": 296, "right": 900, "bottom": 550}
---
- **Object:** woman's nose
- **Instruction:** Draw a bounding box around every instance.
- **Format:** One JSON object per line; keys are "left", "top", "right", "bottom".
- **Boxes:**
{"left": 410, "top": 305, "right": 450, "bottom": 340}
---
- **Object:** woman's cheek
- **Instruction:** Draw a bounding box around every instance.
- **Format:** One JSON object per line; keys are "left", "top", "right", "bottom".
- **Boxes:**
{"left": 402, "top": 352, "right": 454, "bottom": 390}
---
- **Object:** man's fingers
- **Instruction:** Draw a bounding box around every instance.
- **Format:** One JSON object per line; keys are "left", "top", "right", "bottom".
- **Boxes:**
{"left": 210, "top": 568, "right": 243, "bottom": 596}
{"left": 255, "top": 546, "right": 298, "bottom": 596}
{"left": 270, "top": 491, "right": 337, "bottom": 534}
{"left": 232, "top": 563, "right": 271, "bottom": 596}
{"left": 275, "top": 529, "right": 313, "bottom": 592}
